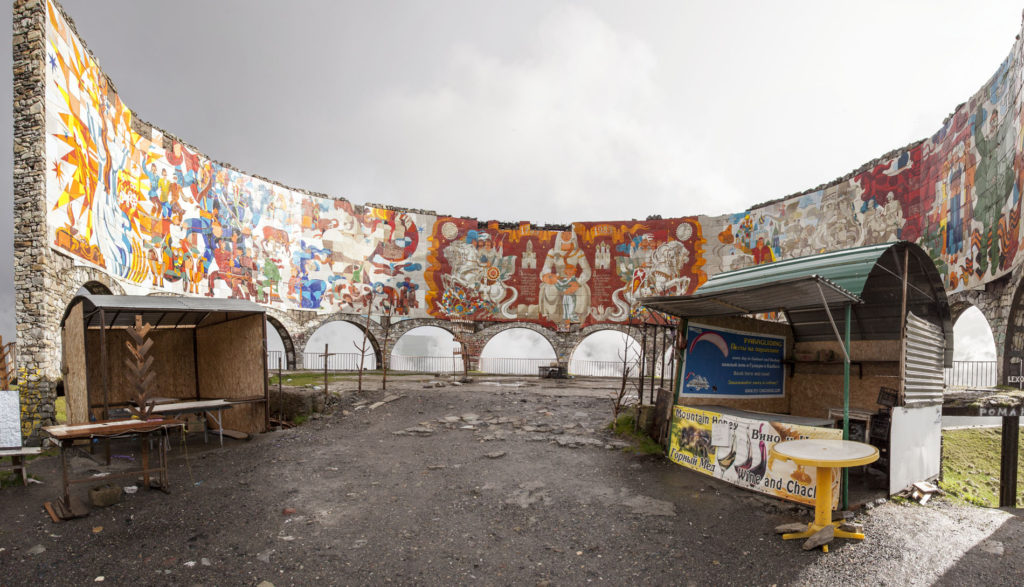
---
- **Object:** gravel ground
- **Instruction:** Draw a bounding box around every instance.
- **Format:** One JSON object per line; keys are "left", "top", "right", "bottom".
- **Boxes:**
{"left": 0, "top": 375, "right": 1021, "bottom": 586}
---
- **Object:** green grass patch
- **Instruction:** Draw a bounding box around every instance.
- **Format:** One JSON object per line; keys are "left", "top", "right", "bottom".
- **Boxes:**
{"left": 55, "top": 396, "right": 66, "bottom": 424}
{"left": 610, "top": 411, "right": 664, "bottom": 456}
{"left": 268, "top": 370, "right": 427, "bottom": 387}
{"left": 940, "top": 426, "right": 1024, "bottom": 507}
{"left": 0, "top": 448, "right": 56, "bottom": 488}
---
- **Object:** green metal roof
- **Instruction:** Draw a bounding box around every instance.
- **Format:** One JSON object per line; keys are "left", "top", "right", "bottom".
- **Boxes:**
{"left": 694, "top": 242, "right": 894, "bottom": 298}
{"left": 641, "top": 241, "right": 953, "bottom": 362}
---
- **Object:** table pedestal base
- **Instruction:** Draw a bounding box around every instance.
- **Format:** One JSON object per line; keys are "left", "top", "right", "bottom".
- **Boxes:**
{"left": 780, "top": 465, "right": 864, "bottom": 552}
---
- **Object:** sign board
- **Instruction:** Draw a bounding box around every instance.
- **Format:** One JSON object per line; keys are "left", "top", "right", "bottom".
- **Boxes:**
{"left": 668, "top": 405, "right": 842, "bottom": 506}
{"left": 681, "top": 323, "right": 785, "bottom": 398}
{"left": 979, "top": 406, "right": 1023, "bottom": 417}
{"left": 0, "top": 390, "right": 21, "bottom": 447}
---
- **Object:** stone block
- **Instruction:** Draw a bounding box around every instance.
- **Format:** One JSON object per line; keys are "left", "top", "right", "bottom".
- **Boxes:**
{"left": 88, "top": 483, "right": 122, "bottom": 508}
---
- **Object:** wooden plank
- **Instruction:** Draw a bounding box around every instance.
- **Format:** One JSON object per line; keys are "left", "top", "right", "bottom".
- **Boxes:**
{"left": 64, "top": 302, "right": 90, "bottom": 425}
{"left": 43, "top": 501, "right": 61, "bottom": 523}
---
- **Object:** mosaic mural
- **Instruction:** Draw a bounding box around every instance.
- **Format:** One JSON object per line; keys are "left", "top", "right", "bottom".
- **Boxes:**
{"left": 42, "top": 0, "right": 1024, "bottom": 330}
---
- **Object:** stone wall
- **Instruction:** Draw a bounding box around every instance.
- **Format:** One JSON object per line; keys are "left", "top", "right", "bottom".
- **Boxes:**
{"left": 13, "top": 0, "right": 56, "bottom": 444}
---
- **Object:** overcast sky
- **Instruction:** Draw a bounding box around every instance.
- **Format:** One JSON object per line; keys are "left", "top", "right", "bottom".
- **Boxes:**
{"left": 2, "top": 0, "right": 1019, "bottom": 358}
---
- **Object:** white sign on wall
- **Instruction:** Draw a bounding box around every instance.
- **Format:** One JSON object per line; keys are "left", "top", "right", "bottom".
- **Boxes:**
{"left": 0, "top": 390, "right": 21, "bottom": 447}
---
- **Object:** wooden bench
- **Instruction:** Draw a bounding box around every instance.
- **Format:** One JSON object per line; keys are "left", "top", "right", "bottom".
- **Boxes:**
{"left": 0, "top": 446, "right": 43, "bottom": 486}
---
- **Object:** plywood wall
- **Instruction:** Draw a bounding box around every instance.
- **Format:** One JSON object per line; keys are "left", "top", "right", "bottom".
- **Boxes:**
{"left": 786, "top": 340, "right": 901, "bottom": 420}
{"left": 62, "top": 302, "right": 90, "bottom": 425}
{"left": 85, "top": 328, "right": 197, "bottom": 409}
{"left": 196, "top": 314, "right": 267, "bottom": 433}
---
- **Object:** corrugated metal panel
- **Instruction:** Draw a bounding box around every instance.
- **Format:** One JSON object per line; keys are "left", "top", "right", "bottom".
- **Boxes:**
{"left": 904, "top": 312, "right": 945, "bottom": 406}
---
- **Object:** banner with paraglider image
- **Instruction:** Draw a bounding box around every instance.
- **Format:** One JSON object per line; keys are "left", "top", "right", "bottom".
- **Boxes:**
{"left": 681, "top": 323, "right": 785, "bottom": 398}
{"left": 668, "top": 406, "right": 842, "bottom": 506}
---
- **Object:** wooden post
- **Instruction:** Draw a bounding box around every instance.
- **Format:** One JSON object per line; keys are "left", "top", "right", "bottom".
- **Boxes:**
{"left": 278, "top": 357, "right": 284, "bottom": 423}
{"left": 98, "top": 309, "right": 109, "bottom": 420}
{"left": 323, "top": 343, "right": 329, "bottom": 401}
{"left": 1000, "top": 416, "right": 1020, "bottom": 507}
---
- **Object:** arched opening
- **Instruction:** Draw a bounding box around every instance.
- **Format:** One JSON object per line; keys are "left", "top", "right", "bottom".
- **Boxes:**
{"left": 943, "top": 306, "right": 1001, "bottom": 430}
{"left": 479, "top": 328, "right": 557, "bottom": 375}
{"left": 390, "top": 326, "right": 460, "bottom": 373}
{"left": 305, "top": 321, "right": 378, "bottom": 370}
{"left": 948, "top": 306, "right": 997, "bottom": 388}
{"left": 266, "top": 325, "right": 286, "bottom": 371}
{"left": 570, "top": 330, "right": 641, "bottom": 377}
{"left": 266, "top": 316, "right": 296, "bottom": 370}
{"left": 77, "top": 281, "right": 113, "bottom": 296}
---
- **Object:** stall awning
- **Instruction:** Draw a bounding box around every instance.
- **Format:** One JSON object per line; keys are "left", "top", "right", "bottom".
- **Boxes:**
{"left": 60, "top": 295, "right": 266, "bottom": 330}
{"left": 642, "top": 242, "right": 953, "bottom": 362}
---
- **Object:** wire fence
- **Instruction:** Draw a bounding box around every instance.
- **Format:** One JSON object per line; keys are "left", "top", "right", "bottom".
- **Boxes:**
{"left": 944, "top": 360, "right": 998, "bottom": 389}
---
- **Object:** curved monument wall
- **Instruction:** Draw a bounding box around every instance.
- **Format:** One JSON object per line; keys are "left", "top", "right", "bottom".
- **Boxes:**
{"left": 41, "top": 0, "right": 1024, "bottom": 336}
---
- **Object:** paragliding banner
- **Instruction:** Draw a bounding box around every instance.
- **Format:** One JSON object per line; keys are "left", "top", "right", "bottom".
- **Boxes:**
{"left": 681, "top": 323, "right": 785, "bottom": 398}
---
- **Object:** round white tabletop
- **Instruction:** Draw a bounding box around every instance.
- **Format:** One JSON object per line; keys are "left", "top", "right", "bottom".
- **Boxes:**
{"left": 771, "top": 438, "right": 879, "bottom": 467}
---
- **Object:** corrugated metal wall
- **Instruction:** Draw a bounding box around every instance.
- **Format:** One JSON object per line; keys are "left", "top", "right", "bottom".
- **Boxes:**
{"left": 904, "top": 312, "right": 945, "bottom": 406}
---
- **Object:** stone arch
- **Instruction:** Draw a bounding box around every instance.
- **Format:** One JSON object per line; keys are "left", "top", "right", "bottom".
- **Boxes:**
{"left": 388, "top": 320, "right": 466, "bottom": 372}
{"left": 58, "top": 269, "right": 128, "bottom": 321}
{"left": 388, "top": 318, "right": 461, "bottom": 343}
{"left": 302, "top": 316, "right": 384, "bottom": 369}
{"left": 474, "top": 322, "right": 560, "bottom": 374}
{"left": 79, "top": 280, "right": 115, "bottom": 295}
{"left": 1000, "top": 270, "right": 1024, "bottom": 384}
{"left": 566, "top": 323, "right": 640, "bottom": 363}
{"left": 266, "top": 315, "right": 297, "bottom": 370}
{"left": 473, "top": 322, "right": 560, "bottom": 357}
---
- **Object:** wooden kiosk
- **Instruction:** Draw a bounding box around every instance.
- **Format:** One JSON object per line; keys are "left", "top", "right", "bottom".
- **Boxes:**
{"left": 60, "top": 295, "right": 270, "bottom": 435}
{"left": 642, "top": 242, "right": 952, "bottom": 506}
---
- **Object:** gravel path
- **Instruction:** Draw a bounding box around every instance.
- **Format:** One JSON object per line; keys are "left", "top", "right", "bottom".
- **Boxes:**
{"left": 0, "top": 376, "right": 1021, "bottom": 585}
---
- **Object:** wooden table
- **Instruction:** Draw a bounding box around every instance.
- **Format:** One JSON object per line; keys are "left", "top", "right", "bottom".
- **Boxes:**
{"left": 42, "top": 418, "right": 184, "bottom": 514}
{"left": 148, "top": 399, "right": 237, "bottom": 447}
{"left": 771, "top": 438, "right": 879, "bottom": 551}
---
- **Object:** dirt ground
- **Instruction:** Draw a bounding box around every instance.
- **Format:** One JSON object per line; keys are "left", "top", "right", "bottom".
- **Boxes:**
{"left": 1, "top": 375, "right": 1023, "bottom": 586}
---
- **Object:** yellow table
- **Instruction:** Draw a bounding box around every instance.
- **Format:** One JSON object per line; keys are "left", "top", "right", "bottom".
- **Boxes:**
{"left": 770, "top": 438, "right": 879, "bottom": 551}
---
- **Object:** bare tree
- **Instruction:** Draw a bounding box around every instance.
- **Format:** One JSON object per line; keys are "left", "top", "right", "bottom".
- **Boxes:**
{"left": 354, "top": 308, "right": 373, "bottom": 393}
{"left": 379, "top": 304, "right": 395, "bottom": 391}
{"left": 613, "top": 304, "right": 643, "bottom": 424}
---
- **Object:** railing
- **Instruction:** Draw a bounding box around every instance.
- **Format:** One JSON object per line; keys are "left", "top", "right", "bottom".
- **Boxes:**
{"left": 302, "top": 352, "right": 377, "bottom": 371}
{"left": 389, "top": 355, "right": 462, "bottom": 374}
{"left": 264, "top": 353, "right": 670, "bottom": 379}
{"left": 478, "top": 357, "right": 553, "bottom": 375}
{"left": 944, "top": 360, "right": 997, "bottom": 389}
{"left": 267, "top": 350, "right": 284, "bottom": 370}
{"left": 568, "top": 360, "right": 641, "bottom": 378}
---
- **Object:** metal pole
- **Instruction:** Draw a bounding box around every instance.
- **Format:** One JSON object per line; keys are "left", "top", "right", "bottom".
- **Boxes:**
{"left": 672, "top": 320, "right": 688, "bottom": 404}
{"left": 277, "top": 357, "right": 283, "bottom": 423}
{"left": 842, "top": 303, "right": 851, "bottom": 510}
{"left": 323, "top": 343, "right": 329, "bottom": 401}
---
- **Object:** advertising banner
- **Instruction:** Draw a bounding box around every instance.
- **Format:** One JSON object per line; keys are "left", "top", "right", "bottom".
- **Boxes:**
{"left": 681, "top": 323, "right": 785, "bottom": 398}
{"left": 668, "top": 405, "right": 842, "bottom": 507}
